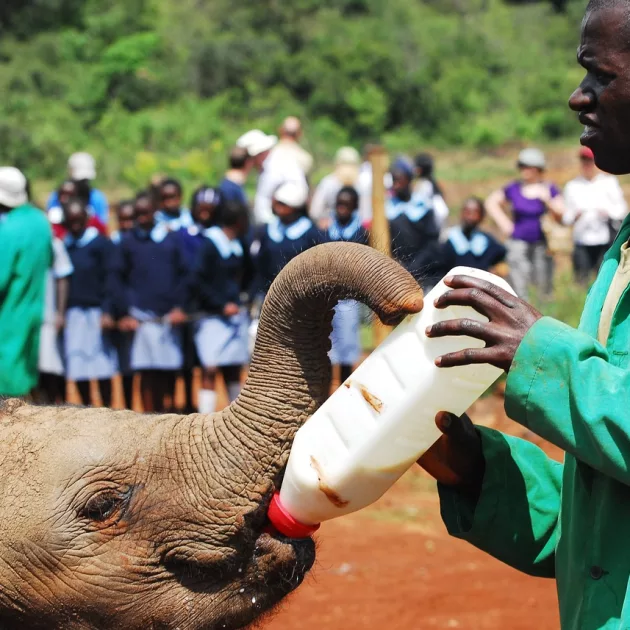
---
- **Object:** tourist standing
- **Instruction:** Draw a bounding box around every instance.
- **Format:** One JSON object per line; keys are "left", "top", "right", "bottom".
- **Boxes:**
{"left": 47, "top": 153, "right": 109, "bottom": 226}
{"left": 485, "top": 148, "right": 564, "bottom": 299}
{"left": 310, "top": 147, "right": 361, "bottom": 229}
{"left": 219, "top": 147, "right": 249, "bottom": 206}
{"left": 564, "top": 146, "right": 628, "bottom": 285}
{"left": 269, "top": 116, "right": 314, "bottom": 177}
{"left": 0, "top": 167, "right": 52, "bottom": 397}
{"left": 241, "top": 131, "right": 308, "bottom": 225}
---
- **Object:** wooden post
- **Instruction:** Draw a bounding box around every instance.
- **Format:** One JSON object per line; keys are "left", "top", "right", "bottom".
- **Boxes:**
{"left": 368, "top": 146, "right": 392, "bottom": 347}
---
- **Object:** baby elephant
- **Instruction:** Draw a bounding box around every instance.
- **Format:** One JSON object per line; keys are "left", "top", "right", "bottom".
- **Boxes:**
{"left": 0, "top": 243, "right": 423, "bottom": 629}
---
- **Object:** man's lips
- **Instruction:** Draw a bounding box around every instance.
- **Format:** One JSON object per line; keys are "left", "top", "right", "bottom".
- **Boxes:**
{"left": 578, "top": 112, "right": 599, "bottom": 128}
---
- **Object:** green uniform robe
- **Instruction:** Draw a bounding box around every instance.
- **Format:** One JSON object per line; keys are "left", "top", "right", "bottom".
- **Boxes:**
{"left": 440, "top": 216, "right": 630, "bottom": 629}
{"left": 0, "top": 204, "right": 52, "bottom": 396}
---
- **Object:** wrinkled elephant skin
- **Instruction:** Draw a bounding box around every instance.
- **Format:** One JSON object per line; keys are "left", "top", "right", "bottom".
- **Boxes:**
{"left": 0, "top": 243, "right": 423, "bottom": 629}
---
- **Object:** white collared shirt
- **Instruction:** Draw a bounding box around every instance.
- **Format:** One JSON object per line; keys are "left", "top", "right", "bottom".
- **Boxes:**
{"left": 254, "top": 152, "right": 308, "bottom": 225}
{"left": 563, "top": 174, "right": 628, "bottom": 246}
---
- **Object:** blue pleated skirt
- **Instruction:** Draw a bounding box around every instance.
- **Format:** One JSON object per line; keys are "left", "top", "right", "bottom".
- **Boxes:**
{"left": 329, "top": 299, "right": 361, "bottom": 366}
{"left": 195, "top": 312, "right": 250, "bottom": 368}
{"left": 64, "top": 307, "right": 118, "bottom": 381}
{"left": 129, "top": 308, "right": 184, "bottom": 371}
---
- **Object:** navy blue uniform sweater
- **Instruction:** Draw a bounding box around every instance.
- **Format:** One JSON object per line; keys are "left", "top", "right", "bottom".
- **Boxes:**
{"left": 112, "top": 227, "right": 189, "bottom": 317}
{"left": 187, "top": 231, "right": 252, "bottom": 314}
{"left": 251, "top": 217, "right": 325, "bottom": 296}
{"left": 440, "top": 227, "right": 507, "bottom": 274}
{"left": 65, "top": 231, "right": 115, "bottom": 314}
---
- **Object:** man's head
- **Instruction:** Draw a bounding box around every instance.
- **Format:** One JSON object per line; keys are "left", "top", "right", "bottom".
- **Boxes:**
{"left": 279, "top": 116, "right": 303, "bottom": 142}
{"left": 391, "top": 159, "right": 414, "bottom": 202}
{"left": 116, "top": 200, "right": 135, "bottom": 233}
{"left": 0, "top": 167, "right": 28, "bottom": 212}
{"left": 460, "top": 197, "right": 485, "bottom": 235}
{"left": 517, "top": 148, "right": 546, "bottom": 184}
{"left": 63, "top": 198, "right": 89, "bottom": 239}
{"left": 247, "top": 134, "right": 278, "bottom": 172}
{"left": 569, "top": 0, "right": 630, "bottom": 174}
{"left": 134, "top": 191, "right": 156, "bottom": 231}
{"left": 335, "top": 186, "right": 360, "bottom": 224}
{"left": 68, "top": 152, "right": 96, "bottom": 182}
{"left": 160, "top": 179, "right": 183, "bottom": 215}
{"left": 229, "top": 146, "right": 250, "bottom": 172}
{"left": 218, "top": 199, "right": 250, "bottom": 238}
{"left": 272, "top": 181, "right": 309, "bottom": 223}
{"left": 191, "top": 186, "right": 221, "bottom": 229}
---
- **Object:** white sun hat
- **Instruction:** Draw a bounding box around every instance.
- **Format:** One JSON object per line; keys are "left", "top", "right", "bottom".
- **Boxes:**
{"left": 517, "top": 148, "right": 546, "bottom": 170}
{"left": 68, "top": 152, "right": 97, "bottom": 180}
{"left": 334, "top": 146, "right": 361, "bottom": 185}
{"left": 274, "top": 180, "right": 309, "bottom": 208}
{"left": 0, "top": 167, "right": 28, "bottom": 208}
{"left": 236, "top": 129, "right": 266, "bottom": 150}
{"left": 247, "top": 133, "right": 279, "bottom": 158}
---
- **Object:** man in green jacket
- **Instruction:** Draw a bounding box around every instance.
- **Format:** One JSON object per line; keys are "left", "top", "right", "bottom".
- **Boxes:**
{"left": 0, "top": 167, "right": 52, "bottom": 396}
{"left": 419, "top": 1, "right": 630, "bottom": 628}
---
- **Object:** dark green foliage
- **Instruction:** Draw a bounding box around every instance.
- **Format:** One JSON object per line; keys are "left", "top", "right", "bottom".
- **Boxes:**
{"left": 0, "top": 0, "right": 586, "bottom": 188}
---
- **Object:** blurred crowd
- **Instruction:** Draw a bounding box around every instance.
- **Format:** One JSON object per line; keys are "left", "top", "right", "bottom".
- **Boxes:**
{"left": 0, "top": 116, "right": 626, "bottom": 411}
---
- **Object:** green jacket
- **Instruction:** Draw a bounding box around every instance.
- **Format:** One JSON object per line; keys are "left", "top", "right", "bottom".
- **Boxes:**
{"left": 0, "top": 205, "right": 51, "bottom": 396}
{"left": 440, "top": 217, "right": 630, "bottom": 630}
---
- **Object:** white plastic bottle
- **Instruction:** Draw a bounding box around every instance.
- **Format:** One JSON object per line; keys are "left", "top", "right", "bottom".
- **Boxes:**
{"left": 267, "top": 267, "right": 516, "bottom": 538}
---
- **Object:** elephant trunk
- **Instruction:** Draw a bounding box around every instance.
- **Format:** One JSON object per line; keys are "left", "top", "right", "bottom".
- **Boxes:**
{"left": 223, "top": 242, "right": 424, "bottom": 483}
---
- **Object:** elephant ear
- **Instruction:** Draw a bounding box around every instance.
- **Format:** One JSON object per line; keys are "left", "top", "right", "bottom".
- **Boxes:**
{"left": 223, "top": 242, "right": 424, "bottom": 476}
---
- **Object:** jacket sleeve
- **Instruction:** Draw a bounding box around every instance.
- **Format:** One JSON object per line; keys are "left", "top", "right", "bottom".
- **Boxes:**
{"left": 505, "top": 316, "right": 630, "bottom": 487}
{"left": 489, "top": 237, "right": 507, "bottom": 266}
{"left": 0, "top": 234, "right": 19, "bottom": 294}
{"left": 439, "top": 427, "right": 561, "bottom": 578}
{"left": 100, "top": 238, "right": 116, "bottom": 316}
{"left": 109, "top": 241, "right": 129, "bottom": 318}
{"left": 172, "top": 237, "right": 189, "bottom": 311}
{"left": 249, "top": 232, "right": 271, "bottom": 298}
{"left": 189, "top": 242, "right": 226, "bottom": 313}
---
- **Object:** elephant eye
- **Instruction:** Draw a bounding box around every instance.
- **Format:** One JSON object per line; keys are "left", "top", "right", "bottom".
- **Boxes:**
{"left": 80, "top": 489, "right": 130, "bottom": 523}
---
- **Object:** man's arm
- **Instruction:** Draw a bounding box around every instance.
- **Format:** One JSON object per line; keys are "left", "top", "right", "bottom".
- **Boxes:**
{"left": 429, "top": 425, "right": 561, "bottom": 578}
{"left": 427, "top": 275, "right": 630, "bottom": 486}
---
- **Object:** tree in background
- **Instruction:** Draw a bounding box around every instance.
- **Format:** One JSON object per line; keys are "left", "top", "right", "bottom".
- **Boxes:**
{"left": 0, "top": 0, "right": 585, "bottom": 188}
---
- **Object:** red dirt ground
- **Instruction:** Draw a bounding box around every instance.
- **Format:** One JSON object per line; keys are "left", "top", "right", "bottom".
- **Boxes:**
{"left": 74, "top": 377, "right": 563, "bottom": 629}
{"left": 263, "top": 395, "right": 562, "bottom": 630}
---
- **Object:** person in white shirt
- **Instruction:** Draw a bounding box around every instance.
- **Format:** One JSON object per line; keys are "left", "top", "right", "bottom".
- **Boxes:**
{"left": 563, "top": 146, "right": 628, "bottom": 285}
{"left": 310, "top": 147, "right": 361, "bottom": 229}
{"left": 269, "top": 116, "right": 314, "bottom": 177}
{"left": 239, "top": 130, "right": 308, "bottom": 225}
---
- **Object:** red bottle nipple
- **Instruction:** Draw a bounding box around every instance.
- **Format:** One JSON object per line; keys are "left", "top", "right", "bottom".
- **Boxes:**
{"left": 267, "top": 492, "right": 321, "bottom": 539}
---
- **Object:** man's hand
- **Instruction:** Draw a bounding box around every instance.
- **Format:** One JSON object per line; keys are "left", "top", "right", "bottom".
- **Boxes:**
{"left": 418, "top": 412, "right": 485, "bottom": 499}
{"left": 426, "top": 275, "right": 542, "bottom": 372}
{"left": 119, "top": 316, "right": 139, "bottom": 332}
{"left": 167, "top": 308, "right": 188, "bottom": 326}
{"left": 223, "top": 303, "right": 240, "bottom": 317}
{"left": 101, "top": 313, "right": 116, "bottom": 330}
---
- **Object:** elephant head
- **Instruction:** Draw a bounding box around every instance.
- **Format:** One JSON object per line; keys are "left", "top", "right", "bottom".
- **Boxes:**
{"left": 0, "top": 243, "right": 423, "bottom": 629}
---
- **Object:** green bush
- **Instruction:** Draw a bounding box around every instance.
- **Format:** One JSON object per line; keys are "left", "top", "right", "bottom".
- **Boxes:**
{"left": 0, "top": 0, "right": 587, "bottom": 189}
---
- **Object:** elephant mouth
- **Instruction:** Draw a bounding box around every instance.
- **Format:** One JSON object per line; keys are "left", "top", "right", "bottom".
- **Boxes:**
{"left": 209, "top": 532, "right": 316, "bottom": 630}
{"left": 163, "top": 491, "right": 316, "bottom": 630}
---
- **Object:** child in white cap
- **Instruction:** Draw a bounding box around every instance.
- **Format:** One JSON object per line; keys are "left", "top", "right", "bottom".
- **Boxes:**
{"left": 46, "top": 152, "right": 110, "bottom": 226}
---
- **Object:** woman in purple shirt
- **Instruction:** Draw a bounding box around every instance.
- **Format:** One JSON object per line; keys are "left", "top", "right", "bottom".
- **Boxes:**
{"left": 485, "top": 148, "right": 564, "bottom": 299}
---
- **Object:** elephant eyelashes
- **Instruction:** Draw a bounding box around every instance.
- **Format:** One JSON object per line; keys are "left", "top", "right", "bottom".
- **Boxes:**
{"left": 80, "top": 488, "right": 132, "bottom": 524}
